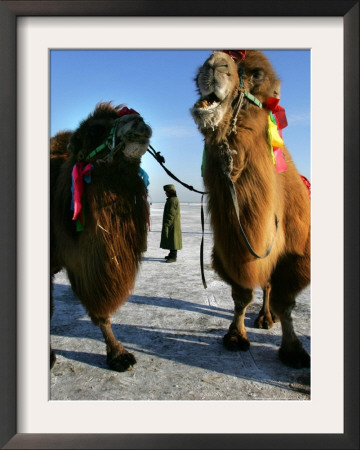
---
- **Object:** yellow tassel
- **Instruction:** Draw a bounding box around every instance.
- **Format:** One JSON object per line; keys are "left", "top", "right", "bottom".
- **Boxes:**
{"left": 268, "top": 114, "right": 284, "bottom": 148}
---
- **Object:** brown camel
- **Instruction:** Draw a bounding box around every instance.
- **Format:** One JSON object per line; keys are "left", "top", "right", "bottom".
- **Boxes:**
{"left": 191, "top": 50, "right": 310, "bottom": 368}
{"left": 50, "top": 102, "right": 152, "bottom": 371}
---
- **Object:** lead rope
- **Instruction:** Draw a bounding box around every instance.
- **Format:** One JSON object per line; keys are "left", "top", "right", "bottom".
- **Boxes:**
{"left": 147, "top": 145, "right": 207, "bottom": 195}
{"left": 226, "top": 174, "right": 279, "bottom": 258}
{"left": 224, "top": 69, "right": 278, "bottom": 258}
{"left": 229, "top": 90, "right": 245, "bottom": 135}
{"left": 200, "top": 194, "right": 207, "bottom": 288}
{"left": 221, "top": 141, "right": 278, "bottom": 259}
{"left": 146, "top": 145, "right": 209, "bottom": 288}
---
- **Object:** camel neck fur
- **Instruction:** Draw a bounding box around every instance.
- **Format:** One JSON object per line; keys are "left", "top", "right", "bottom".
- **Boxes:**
{"left": 203, "top": 107, "right": 282, "bottom": 286}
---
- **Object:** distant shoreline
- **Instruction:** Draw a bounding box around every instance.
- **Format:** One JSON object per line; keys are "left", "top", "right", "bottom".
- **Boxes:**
{"left": 150, "top": 201, "right": 206, "bottom": 206}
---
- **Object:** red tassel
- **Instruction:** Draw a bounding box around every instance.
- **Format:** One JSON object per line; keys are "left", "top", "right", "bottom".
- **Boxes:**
{"left": 273, "top": 148, "right": 287, "bottom": 173}
{"left": 72, "top": 162, "right": 93, "bottom": 222}
{"left": 222, "top": 50, "right": 246, "bottom": 61}
{"left": 117, "top": 107, "right": 139, "bottom": 118}
{"left": 265, "top": 97, "right": 288, "bottom": 129}
{"left": 300, "top": 175, "right": 311, "bottom": 198}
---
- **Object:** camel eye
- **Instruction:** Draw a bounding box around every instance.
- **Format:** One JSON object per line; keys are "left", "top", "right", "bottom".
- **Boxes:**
{"left": 251, "top": 69, "right": 264, "bottom": 82}
{"left": 217, "top": 64, "right": 229, "bottom": 73}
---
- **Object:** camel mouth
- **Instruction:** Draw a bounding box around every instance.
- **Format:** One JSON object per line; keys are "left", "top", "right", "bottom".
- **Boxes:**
{"left": 194, "top": 92, "right": 221, "bottom": 111}
{"left": 123, "top": 132, "right": 151, "bottom": 142}
{"left": 122, "top": 140, "right": 149, "bottom": 160}
{"left": 191, "top": 90, "right": 228, "bottom": 130}
{"left": 133, "top": 136, "right": 151, "bottom": 148}
{"left": 120, "top": 126, "right": 152, "bottom": 160}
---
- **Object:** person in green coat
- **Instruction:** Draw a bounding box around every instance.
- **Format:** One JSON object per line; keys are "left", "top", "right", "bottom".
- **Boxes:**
{"left": 160, "top": 184, "right": 182, "bottom": 263}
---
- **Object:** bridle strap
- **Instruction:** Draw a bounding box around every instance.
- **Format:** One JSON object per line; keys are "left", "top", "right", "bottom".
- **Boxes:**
{"left": 242, "top": 89, "right": 263, "bottom": 109}
{"left": 85, "top": 125, "right": 116, "bottom": 161}
{"left": 229, "top": 69, "right": 262, "bottom": 135}
{"left": 229, "top": 90, "right": 245, "bottom": 134}
{"left": 226, "top": 172, "right": 278, "bottom": 259}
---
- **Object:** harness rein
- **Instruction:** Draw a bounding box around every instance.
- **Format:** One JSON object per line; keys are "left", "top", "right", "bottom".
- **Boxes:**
{"left": 148, "top": 73, "right": 279, "bottom": 288}
{"left": 221, "top": 69, "right": 279, "bottom": 262}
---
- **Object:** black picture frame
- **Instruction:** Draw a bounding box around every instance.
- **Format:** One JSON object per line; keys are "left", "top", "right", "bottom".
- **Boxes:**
{"left": 0, "top": 1, "right": 358, "bottom": 448}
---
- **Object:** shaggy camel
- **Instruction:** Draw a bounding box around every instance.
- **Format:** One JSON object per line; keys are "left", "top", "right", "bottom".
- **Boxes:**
{"left": 50, "top": 102, "right": 152, "bottom": 371}
{"left": 191, "top": 50, "right": 310, "bottom": 368}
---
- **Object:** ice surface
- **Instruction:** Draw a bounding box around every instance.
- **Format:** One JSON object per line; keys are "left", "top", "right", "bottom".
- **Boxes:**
{"left": 51, "top": 203, "right": 310, "bottom": 400}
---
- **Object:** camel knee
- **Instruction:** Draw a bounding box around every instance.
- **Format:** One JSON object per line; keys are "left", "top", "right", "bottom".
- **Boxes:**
{"left": 232, "top": 285, "right": 253, "bottom": 308}
{"left": 231, "top": 286, "right": 253, "bottom": 329}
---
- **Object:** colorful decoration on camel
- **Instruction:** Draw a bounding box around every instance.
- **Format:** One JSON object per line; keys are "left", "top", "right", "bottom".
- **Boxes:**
{"left": 71, "top": 162, "right": 93, "bottom": 231}
{"left": 221, "top": 50, "right": 247, "bottom": 61}
{"left": 266, "top": 97, "right": 288, "bottom": 173}
{"left": 71, "top": 106, "right": 139, "bottom": 231}
{"left": 117, "top": 106, "right": 139, "bottom": 118}
{"left": 300, "top": 175, "right": 311, "bottom": 198}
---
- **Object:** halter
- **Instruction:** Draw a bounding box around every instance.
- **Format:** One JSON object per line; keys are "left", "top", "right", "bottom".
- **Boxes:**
{"left": 78, "top": 107, "right": 140, "bottom": 164}
{"left": 71, "top": 107, "right": 140, "bottom": 231}
{"left": 229, "top": 66, "right": 263, "bottom": 135}
{"left": 86, "top": 123, "right": 117, "bottom": 161}
{"left": 75, "top": 119, "right": 124, "bottom": 165}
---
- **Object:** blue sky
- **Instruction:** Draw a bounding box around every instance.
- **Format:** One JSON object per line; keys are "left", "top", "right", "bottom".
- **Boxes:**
{"left": 50, "top": 50, "right": 310, "bottom": 202}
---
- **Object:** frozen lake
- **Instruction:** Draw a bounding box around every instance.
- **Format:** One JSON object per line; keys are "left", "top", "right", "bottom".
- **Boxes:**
{"left": 51, "top": 202, "right": 311, "bottom": 401}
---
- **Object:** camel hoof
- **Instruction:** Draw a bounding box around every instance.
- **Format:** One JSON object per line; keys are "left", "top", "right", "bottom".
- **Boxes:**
{"left": 50, "top": 349, "right": 56, "bottom": 369}
{"left": 254, "top": 314, "right": 274, "bottom": 329}
{"left": 278, "top": 347, "right": 310, "bottom": 369}
{"left": 223, "top": 331, "right": 250, "bottom": 351}
{"left": 107, "top": 351, "right": 136, "bottom": 372}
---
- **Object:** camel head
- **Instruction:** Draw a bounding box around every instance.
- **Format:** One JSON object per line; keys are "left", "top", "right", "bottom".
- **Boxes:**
{"left": 68, "top": 102, "right": 152, "bottom": 164}
{"left": 191, "top": 51, "right": 240, "bottom": 131}
{"left": 191, "top": 50, "right": 280, "bottom": 132}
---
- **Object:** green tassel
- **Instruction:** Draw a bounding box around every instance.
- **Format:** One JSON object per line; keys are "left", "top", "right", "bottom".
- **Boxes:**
{"left": 267, "top": 114, "right": 276, "bottom": 165}
{"left": 76, "top": 198, "right": 86, "bottom": 231}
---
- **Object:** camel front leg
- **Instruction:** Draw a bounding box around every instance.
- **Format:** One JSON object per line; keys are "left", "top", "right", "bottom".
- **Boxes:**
{"left": 223, "top": 285, "right": 253, "bottom": 351}
{"left": 90, "top": 314, "right": 136, "bottom": 372}
{"left": 254, "top": 282, "right": 278, "bottom": 329}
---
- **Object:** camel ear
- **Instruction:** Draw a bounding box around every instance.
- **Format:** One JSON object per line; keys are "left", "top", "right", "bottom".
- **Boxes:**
{"left": 272, "top": 80, "right": 281, "bottom": 99}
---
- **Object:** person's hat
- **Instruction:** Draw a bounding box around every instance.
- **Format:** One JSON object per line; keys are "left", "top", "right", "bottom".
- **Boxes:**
{"left": 163, "top": 184, "right": 175, "bottom": 192}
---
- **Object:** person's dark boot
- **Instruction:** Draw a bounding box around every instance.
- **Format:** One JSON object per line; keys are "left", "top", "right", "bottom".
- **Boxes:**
{"left": 166, "top": 258, "right": 177, "bottom": 263}
{"left": 166, "top": 250, "right": 177, "bottom": 263}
